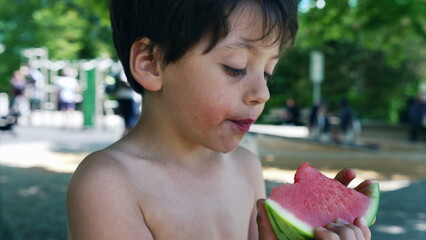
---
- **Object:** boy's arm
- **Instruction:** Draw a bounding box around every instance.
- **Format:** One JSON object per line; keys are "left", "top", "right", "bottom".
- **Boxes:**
{"left": 242, "top": 149, "right": 267, "bottom": 240}
{"left": 66, "top": 156, "right": 154, "bottom": 240}
{"left": 256, "top": 199, "right": 277, "bottom": 240}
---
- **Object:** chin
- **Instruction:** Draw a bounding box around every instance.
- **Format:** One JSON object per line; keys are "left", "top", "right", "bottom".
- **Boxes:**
{"left": 212, "top": 139, "right": 242, "bottom": 153}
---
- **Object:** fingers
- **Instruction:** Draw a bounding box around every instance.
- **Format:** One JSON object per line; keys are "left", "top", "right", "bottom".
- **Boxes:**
{"left": 334, "top": 168, "right": 356, "bottom": 186}
{"left": 353, "top": 180, "right": 373, "bottom": 195}
{"left": 354, "top": 217, "right": 372, "bottom": 240}
{"left": 313, "top": 218, "right": 371, "bottom": 240}
{"left": 256, "top": 199, "right": 277, "bottom": 240}
{"left": 335, "top": 169, "right": 375, "bottom": 196}
{"left": 314, "top": 226, "right": 340, "bottom": 240}
{"left": 327, "top": 219, "right": 365, "bottom": 239}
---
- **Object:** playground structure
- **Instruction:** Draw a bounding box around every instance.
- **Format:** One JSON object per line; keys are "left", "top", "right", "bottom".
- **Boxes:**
{"left": 8, "top": 47, "right": 121, "bottom": 129}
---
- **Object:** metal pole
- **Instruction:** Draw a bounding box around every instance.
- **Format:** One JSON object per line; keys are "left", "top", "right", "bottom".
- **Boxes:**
{"left": 310, "top": 50, "right": 324, "bottom": 104}
{"left": 313, "top": 82, "right": 321, "bottom": 105}
{"left": 82, "top": 67, "right": 96, "bottom": 128}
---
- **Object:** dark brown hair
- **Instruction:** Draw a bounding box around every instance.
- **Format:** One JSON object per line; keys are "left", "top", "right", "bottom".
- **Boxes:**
{"left": 110, "top": 0, "right": 298, "bottom": 94}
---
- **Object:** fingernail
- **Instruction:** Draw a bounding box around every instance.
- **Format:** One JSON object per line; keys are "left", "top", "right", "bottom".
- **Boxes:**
{"left": 336, "top": 218, "right": 349, "bottom": 224}
{"left": 327, "top": 223, "right": 341, "bottom": 228}
{"left": 364, "top": 180, "right": 373, "bottom": 186}
{"left": 315, "top": 226, "right": 327, "bottom": 231}
{"left": 360, "top": 217, "right": 366, "bottom": 225}
{"left": 344, "top": 168, "right": 354, "bottom": 178}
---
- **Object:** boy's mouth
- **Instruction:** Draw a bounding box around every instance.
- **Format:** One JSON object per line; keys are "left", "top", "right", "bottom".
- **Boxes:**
{"left": 230, "top": 118, "right": 255, "bottom": 132}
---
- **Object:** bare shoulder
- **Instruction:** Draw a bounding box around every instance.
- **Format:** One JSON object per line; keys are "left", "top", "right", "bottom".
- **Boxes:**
{"left": 230, "top": 146, "right": 266, "bottom": 239}
{"left": 67, "top": 149, "right": 131, "bottom": 198}
{"left": 67, "top": 149, "right": 153, "bottom": 240}
{"left": 67, "top": 149, "right": 131, "bottom": 203}
{"left": 229, "top": 146, "right": 265, "bottom": 195}
{"left": 231, "top": 146, "right": 263, "bottom": 173}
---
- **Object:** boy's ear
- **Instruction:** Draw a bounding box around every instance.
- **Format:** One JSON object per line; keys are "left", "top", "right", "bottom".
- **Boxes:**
{"left": 130, "top": 38, "right": 162, "bottom": 92}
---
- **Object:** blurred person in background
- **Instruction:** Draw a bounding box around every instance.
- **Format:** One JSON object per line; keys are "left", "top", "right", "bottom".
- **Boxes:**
{"left": 24, "top": 66, "right": 45, "bottom": 110}
{"left": 338, "top": 98, "right": 358, "bottom": 144}
{"left": 112, "top": 71, "right": 141, "bottom": 135}
{"left": 283, "top": 98, "right": 301, "bottom": 126}
{"left": 408, "top": 94, "right": 426, "bottom": 142}
{"left": 309, "top": 99, "right": 330, "bottom": 141}
{"left": 55, "top": 68, "right": 81, "bottom": 128}
{"left": 9, "top": 69, "right": 30, "bottom": 124}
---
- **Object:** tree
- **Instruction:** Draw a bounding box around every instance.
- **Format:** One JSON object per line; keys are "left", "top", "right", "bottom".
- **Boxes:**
{"left": 265, "top": 0, "right": 426, "bottom": 123}
{"left": 0, "top": 0, "right": 113, "bottom": 93}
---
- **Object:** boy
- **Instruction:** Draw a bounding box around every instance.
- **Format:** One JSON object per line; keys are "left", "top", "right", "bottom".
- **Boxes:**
{"left": 67, "top": 0, "right": 372, "bottom": 239}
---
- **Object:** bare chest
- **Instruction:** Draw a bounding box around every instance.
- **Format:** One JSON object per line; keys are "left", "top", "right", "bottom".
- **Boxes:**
{"left": 132, "top": 166, "right": 255, "bottom": 239}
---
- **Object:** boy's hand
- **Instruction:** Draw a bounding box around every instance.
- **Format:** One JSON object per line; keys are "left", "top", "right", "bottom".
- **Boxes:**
{"left": 334, "top": 168, "right": 373, "bottom": 194}
{"left": 334, "top": 168, "right": 376, "bottom": 224}
{"left": 313, "top": 217, "right": 371, "bottom": 240}
{"left": 334, "top": 168, "right": 357, "bottom": 186}
{"left": 256, "top": 199, "right": 277, "bottom": 240}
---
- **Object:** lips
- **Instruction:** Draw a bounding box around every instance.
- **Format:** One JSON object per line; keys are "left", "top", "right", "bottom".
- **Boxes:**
{"left": 231, "top": 118, "right": 255, "bottom": 132}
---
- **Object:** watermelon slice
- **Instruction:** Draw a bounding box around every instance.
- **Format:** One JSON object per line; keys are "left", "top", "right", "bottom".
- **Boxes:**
{"left": 264, "top": 163, "right": 380, "bottom": 240}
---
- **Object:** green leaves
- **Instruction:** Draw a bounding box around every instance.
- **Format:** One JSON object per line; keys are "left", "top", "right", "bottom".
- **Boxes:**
{"left": 264, "top": 0, "right": 425, "bottom": 123}
{"left": 0, "top": 0, "right": 113, "bottom": 92}
{"left": 32, "top": 3, "right": 86, "bottom": 60}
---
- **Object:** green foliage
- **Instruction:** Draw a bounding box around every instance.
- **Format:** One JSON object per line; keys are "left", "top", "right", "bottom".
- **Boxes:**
{"left": 0, "top": 0, "right": 113, "bottom": 93}
{"left": 32, "top": 3, "right": 86, "bottom": 60}
{"left": 265, "top": 0, "right": 426, "bottom": 123}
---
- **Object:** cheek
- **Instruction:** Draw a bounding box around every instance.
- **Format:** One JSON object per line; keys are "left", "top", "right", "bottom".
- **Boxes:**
{"left": 194, "top": 90, "right": 235, "bottom": 124}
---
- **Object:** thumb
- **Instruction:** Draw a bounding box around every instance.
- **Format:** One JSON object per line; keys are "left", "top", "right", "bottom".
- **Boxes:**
{"left": 256, "top": 199, "right": 277, "bottom": 240}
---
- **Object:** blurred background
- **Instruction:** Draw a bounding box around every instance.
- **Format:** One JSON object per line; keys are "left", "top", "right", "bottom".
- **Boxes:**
{"left": 0, "top": 0, "right": 425, "bottom": 239}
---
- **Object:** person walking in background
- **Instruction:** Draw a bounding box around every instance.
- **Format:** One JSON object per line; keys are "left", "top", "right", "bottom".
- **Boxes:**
{"left": 283, "top": 98, "right": 301, "bottom": 126}
{"left": 26, "top": 66, "right": 45, "bottom": 110}
{"left": 10, "top": 70, "right": 26, "bottom": 102}
{"left": 113, "top": 71, "right": 141, "bottom": 135}
{"left": 55, "top": 68, "right": 81, "bottom": 128}
{"left": 309, "top": 99, "right": 330, "bottom": 141}
{"left": 408, "top": 94, "right": 426, "bottom": 142}
{"left": 339, "top": 98, "right": 356, "bottom": 144}
{"left": 9, "top": 69, "right": 31, "bottom": 124}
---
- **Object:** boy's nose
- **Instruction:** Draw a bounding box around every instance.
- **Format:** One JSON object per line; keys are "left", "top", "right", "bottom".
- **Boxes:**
{"left": 243, "top": 74, "right": 270, "bottom": 105}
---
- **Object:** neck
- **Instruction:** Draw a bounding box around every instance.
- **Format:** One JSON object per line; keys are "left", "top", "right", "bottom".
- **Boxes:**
{"left": 121, "top": 96, "right": 223, "bottom": 167}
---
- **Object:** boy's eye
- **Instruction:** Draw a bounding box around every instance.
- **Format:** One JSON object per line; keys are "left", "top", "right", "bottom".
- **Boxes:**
{"left": 223, "top": 66, "right": 247, "bottom": 77}
{"left": 264, "top": 72, "right": 273, "bottom": 82}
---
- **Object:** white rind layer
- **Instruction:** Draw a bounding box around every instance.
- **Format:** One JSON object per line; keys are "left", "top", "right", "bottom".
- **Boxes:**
{"left": 265, "top": 199, "right": 314, "bottom": 236}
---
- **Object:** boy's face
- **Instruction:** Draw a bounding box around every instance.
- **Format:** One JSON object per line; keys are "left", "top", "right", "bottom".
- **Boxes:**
{"left": 158, "top": 5, "right": 280, "bottom": 153}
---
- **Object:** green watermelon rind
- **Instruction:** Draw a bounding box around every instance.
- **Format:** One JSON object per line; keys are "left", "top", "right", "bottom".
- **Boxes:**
{"left": 264, "top": 182, "right": 380, "bottom": 240}
{"left": 265, "top": 199, "right": 314, "bottom": 240}
{"left": 363, "top": 182, "right": 380, "bottom": 226}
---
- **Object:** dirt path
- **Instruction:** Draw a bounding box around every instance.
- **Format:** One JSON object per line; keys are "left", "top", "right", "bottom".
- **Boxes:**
{"left": 254, "top": 135, "right": 426, "bottom": 184}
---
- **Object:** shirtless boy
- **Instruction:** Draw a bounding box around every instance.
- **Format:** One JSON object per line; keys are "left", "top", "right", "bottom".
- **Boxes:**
{"left": 67, "top": 0, "right": 373, "bottom": 239}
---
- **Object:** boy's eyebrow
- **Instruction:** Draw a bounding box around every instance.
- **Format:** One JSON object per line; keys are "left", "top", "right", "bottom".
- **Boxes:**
{"left": 222, "top": 41, "right": 280, "bottom": 59}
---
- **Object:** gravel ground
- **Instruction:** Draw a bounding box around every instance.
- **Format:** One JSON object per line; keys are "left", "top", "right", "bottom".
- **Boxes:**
{"left": 0, "top": 166, "right": 71, "bottom": 240}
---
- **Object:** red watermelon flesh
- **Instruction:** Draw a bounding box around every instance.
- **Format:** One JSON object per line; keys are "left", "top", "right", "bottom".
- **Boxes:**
{"left": 269, "top": 163, "right": 369, "bottom": 227}
{"left": 265, "top": 163, "right": 380, "bottom": 239}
